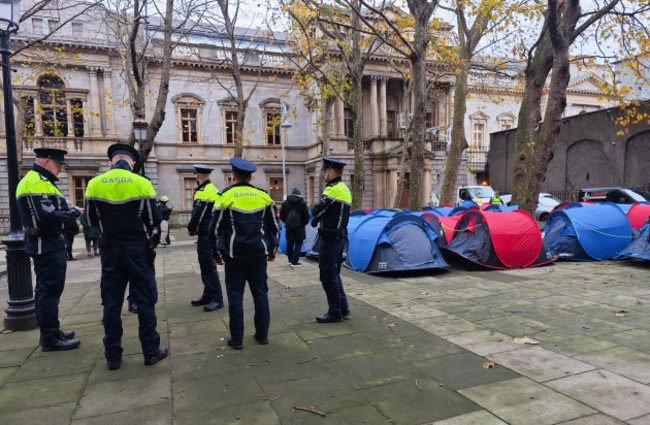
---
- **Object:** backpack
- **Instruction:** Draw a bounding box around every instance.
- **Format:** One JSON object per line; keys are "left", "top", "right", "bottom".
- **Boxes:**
{"left": 285, "top": 207, "right": 301, "bottom": 231}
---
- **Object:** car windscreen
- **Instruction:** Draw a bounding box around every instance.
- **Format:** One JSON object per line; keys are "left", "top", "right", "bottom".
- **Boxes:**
{"left": 468, "top": 187, "right": 495, "bottom": 198}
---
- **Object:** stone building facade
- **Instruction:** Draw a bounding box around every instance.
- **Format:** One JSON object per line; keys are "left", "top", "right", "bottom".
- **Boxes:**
{"left": 0, "top": 1, "right": 465, "bottom": 232}
{"left": 488, "top": 101, "right": 650, "bottom": 196}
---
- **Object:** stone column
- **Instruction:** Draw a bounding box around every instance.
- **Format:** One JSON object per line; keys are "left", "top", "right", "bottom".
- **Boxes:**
{"left": 379, "top": 76, "right": 388, "bottom": 137}
{"left": 34, "top": 97, "right": 43, "bottom": 136}
{"left": 82, "top": 99, "right": 90, "bottom": 137}
{"left": 103, "top": 69, "right": 116, "bottom": 137}
{"left": 88, "top": 67, "right": 102, "bottom": 137}
{"left": 370, "top": 76, "right": 379, "bottom": 137}
{"left": 336, "top": 96, "right": 345, "bottom": 137}
{"left": 388, "top": 168, "right": 398, "bottom": 208}
{"left": 66, "top": 98, "right": 74, "bottom": 137}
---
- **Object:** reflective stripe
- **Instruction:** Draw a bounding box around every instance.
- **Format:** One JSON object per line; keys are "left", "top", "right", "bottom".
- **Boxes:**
{"left": 260, "top": 207, "right": 268, "bottom": 255}
{"left": 229, "top": 209, "right": 236, "bottom": 258}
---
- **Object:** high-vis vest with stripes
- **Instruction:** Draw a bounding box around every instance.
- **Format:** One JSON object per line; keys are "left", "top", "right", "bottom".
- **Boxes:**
{"left": 210, "top": 183, "right": 280, "bottom": 259}
{"left": 16, "top": 166, "right": 77, "bottom": 255}
{"left": 85, "top": 164, "right": 161, "bottom": 245}
{"left": 188, "top": 181, "right": 220, "bottom": 234}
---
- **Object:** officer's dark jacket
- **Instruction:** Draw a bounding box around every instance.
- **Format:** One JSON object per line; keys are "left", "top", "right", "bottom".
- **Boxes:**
{"left": 84, "top": 161, "right": 162, "bottom": 245}
{"left": 16, "top": 164, "right": 79, "bottom": 255}
{"left": 311, "top": 177, "right": 352, "bottom": 235}
{"left": 209, "top": 182, "right": 280, "bottom": 259}
{"left": 187, "top": 180, "right": 219, "bottom": 234}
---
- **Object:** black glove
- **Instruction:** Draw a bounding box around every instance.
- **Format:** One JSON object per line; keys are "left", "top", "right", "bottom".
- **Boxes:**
{"left": 311, "top": 219, "right": 318, "bottom": 227}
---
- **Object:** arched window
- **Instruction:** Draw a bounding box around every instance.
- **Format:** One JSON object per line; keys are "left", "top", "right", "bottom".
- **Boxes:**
{"left": 497, "top": 113, "right": 516, "bottom": 131}
{"left": 40, "top": 75, "right": 67, "bottom": 137}
{"left": 259, "top": 98, "right": 282, "bottom": 145}
{"left": 218, "top": 97, "right": 238, "bottom": 144}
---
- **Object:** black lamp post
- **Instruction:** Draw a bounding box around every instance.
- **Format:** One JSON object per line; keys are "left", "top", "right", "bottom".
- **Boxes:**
{"left": 132, "top": 118, "right": 148, "bottom": 176}
{"left": 1, "top": 0, "right": 37, "bottom": 331}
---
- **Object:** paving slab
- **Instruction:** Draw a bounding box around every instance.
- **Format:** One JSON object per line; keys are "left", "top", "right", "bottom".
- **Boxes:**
{"left": 2, "top": 231, "right": 650, "bottom": 425}
{"left": 459, "top": 377, "right": 595, "bottom": 425}
{"left": 545, "top": 369, "right": 650, "bottom": 421}
{"left": 427, "top": 410, "right": 508, "bottom": 425}
{"left": 360, "top": 376, "right": 481, "bottom": 424}
{"left": 487, "top": 345, "right": 595, "bottom": 382}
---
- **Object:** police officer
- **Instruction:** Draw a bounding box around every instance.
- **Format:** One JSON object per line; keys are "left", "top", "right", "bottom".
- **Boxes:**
{"left": 311, "top": 158, "right": 351, "bottom": 323}
{"left": 187, "top": 164, "right": 224, "bottom": 312}
{"left": 85, "top": 143, "right": 167, "bottom": 370}
{"left": 210, "top": 158, "right": 280, "bottom": 349}
{"left": 16, "top": 148, "right": 82, "bottom": 351}
{"left": 491, "top": 190, "right": 503, "bottom": 205}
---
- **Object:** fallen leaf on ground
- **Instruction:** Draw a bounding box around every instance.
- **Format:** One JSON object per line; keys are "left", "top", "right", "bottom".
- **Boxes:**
{"left": 388, "top": 323, "right": 396, "bottom": 327}
{"left": 615, "top": 310, "right": 628, "bottom": 317}
{"left": 483, "top": 361, "right": 499, "bottom": 369}
{"left": 514, "top": 337, "right": 539, "bottom": 345}
{"left": 494, "top": 338, "right": 503, "bottom": 342}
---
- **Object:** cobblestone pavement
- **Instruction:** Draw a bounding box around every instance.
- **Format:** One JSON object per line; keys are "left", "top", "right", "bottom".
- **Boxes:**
{"left": 1, "top": 229, "right": 650, "bottom": 424}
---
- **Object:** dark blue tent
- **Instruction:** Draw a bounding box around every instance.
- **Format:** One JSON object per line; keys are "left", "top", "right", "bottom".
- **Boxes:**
{"left": 344, "top": 212, "right": 448, "bottom": 273}
{"left": 543, "top": 202, "right": 633, "bottom": 261}
{"left": 619, "top": 219, "right": 650, "bottom": 260}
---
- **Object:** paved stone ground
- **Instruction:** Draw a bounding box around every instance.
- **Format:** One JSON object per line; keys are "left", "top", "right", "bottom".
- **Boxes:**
{"left": 1, "top": 229, "right": 650, "bottom": 424}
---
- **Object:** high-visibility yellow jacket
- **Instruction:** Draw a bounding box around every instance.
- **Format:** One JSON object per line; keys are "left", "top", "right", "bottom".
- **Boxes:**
{"left": 187, "top": 180, "right": 220, "bottom": 235}
{"left": 16, "top": 164, "right": 80, "bottom": 255}
{"left": 311, "top": 176, "right": 351, "bottom": 238}
{"left": 85, "top": 161, "right": 161, "bottom": 246}
{"left": 210, "top": 182, "right": 280, "bottom": 259}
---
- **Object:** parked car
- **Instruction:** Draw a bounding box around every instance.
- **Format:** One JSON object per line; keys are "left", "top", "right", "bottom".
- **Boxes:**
{"left": 578, "top": 187, "right": 650, "bottom": 204}
{"left": 500, "top": 193, "right": 561, "bottom": 221}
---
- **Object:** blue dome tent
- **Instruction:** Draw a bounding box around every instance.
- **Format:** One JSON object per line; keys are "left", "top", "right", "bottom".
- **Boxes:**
{"left": 344, "top": 212, "right": 448, "bottom": 273}
{"left": 619, "top": 218, "right": 650, "bottom": 260}
{"left": 543, "top": 202, "right": 633, "bottom": 261}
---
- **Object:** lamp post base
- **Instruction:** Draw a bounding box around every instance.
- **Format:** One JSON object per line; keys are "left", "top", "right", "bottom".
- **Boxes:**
{"left": 3, "top": 232, "right": 37, "bottom": 331}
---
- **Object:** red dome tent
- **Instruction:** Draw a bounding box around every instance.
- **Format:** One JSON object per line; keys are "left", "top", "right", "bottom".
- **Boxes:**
{"left": 627, "top": 203, "right": 650, "bottom": 230}
{"left": 441, "top": 210, "right": 556, "bottom": 269}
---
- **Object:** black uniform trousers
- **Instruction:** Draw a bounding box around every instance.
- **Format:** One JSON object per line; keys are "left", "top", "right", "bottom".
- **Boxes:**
{"left": 319, "top": 237, "right": 349, "bottom": 319}
{"left": 100, "top": 244, "right": 160, "bottom": 362}
{"left": 32, "top": 248, "right": 67, "bottom": 340}
{"left": 197, "top": 232, "right": 223, "bottom": 303}
{"left": 224, "top": 256, "right": 270, "bottom": 344}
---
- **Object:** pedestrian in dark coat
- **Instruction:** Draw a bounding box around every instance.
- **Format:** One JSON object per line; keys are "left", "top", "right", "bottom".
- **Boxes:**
{"left": 80, "top": 213, "right": 100, "bottom": 256}
{"left": 63, "top": 212, "right": 79, "bottom": 261}
{"left": 279, "top": 188, "right": 310, "bottom": 267}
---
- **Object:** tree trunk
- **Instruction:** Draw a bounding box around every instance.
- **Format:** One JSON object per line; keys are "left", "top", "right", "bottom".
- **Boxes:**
{"left": 439, "top": 61, "right": 470, "bottom": 206}
{"left": 12, "top": 96, "right": 26, "bottom": 165}
{"left": 350, "top": 5, "right": 365, "bottom": 210}
{"left": 407, "top": 54, "right": 427, "bottom": 211}
{"left": 512, "top": 33, "right": 554, "bottom": 215}
{"left": 140, "top": 0, "right": 174, "bottom": 163}
{"left": 319, "top": 96, "right": 333, "bottom": 195}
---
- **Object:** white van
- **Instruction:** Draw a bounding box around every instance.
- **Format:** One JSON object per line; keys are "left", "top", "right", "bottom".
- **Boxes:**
{"left": 457, "top": 185, "right": 495, "bottom": 206}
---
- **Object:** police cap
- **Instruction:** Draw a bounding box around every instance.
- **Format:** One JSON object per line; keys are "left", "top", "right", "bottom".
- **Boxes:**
{"left": 34, "top": 148, "right": 68, "bottom": 165}
{"left": 192, "top": 164, "right": 214, "bottom": 174}
{"left": 107, "top": 143, "right": 140, "bottom": 163}
{"left": 229, "top": 158, "right": 257, "bottom": 176}
{"left": 321, "top": 157, "right": 346, "bottom": 170}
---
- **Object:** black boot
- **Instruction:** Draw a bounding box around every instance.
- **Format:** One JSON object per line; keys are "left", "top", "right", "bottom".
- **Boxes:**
{"left": 316, "top": 313, "right": 343, "bottom": 323}
{"left": 191, "top": 296, "right": 210, "bottom": 306}
{"left": 203, "top": 301, "right": 224, "bottom": 312}
{"left": 42, "top": 336, "right": 81, "bottom": 352}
